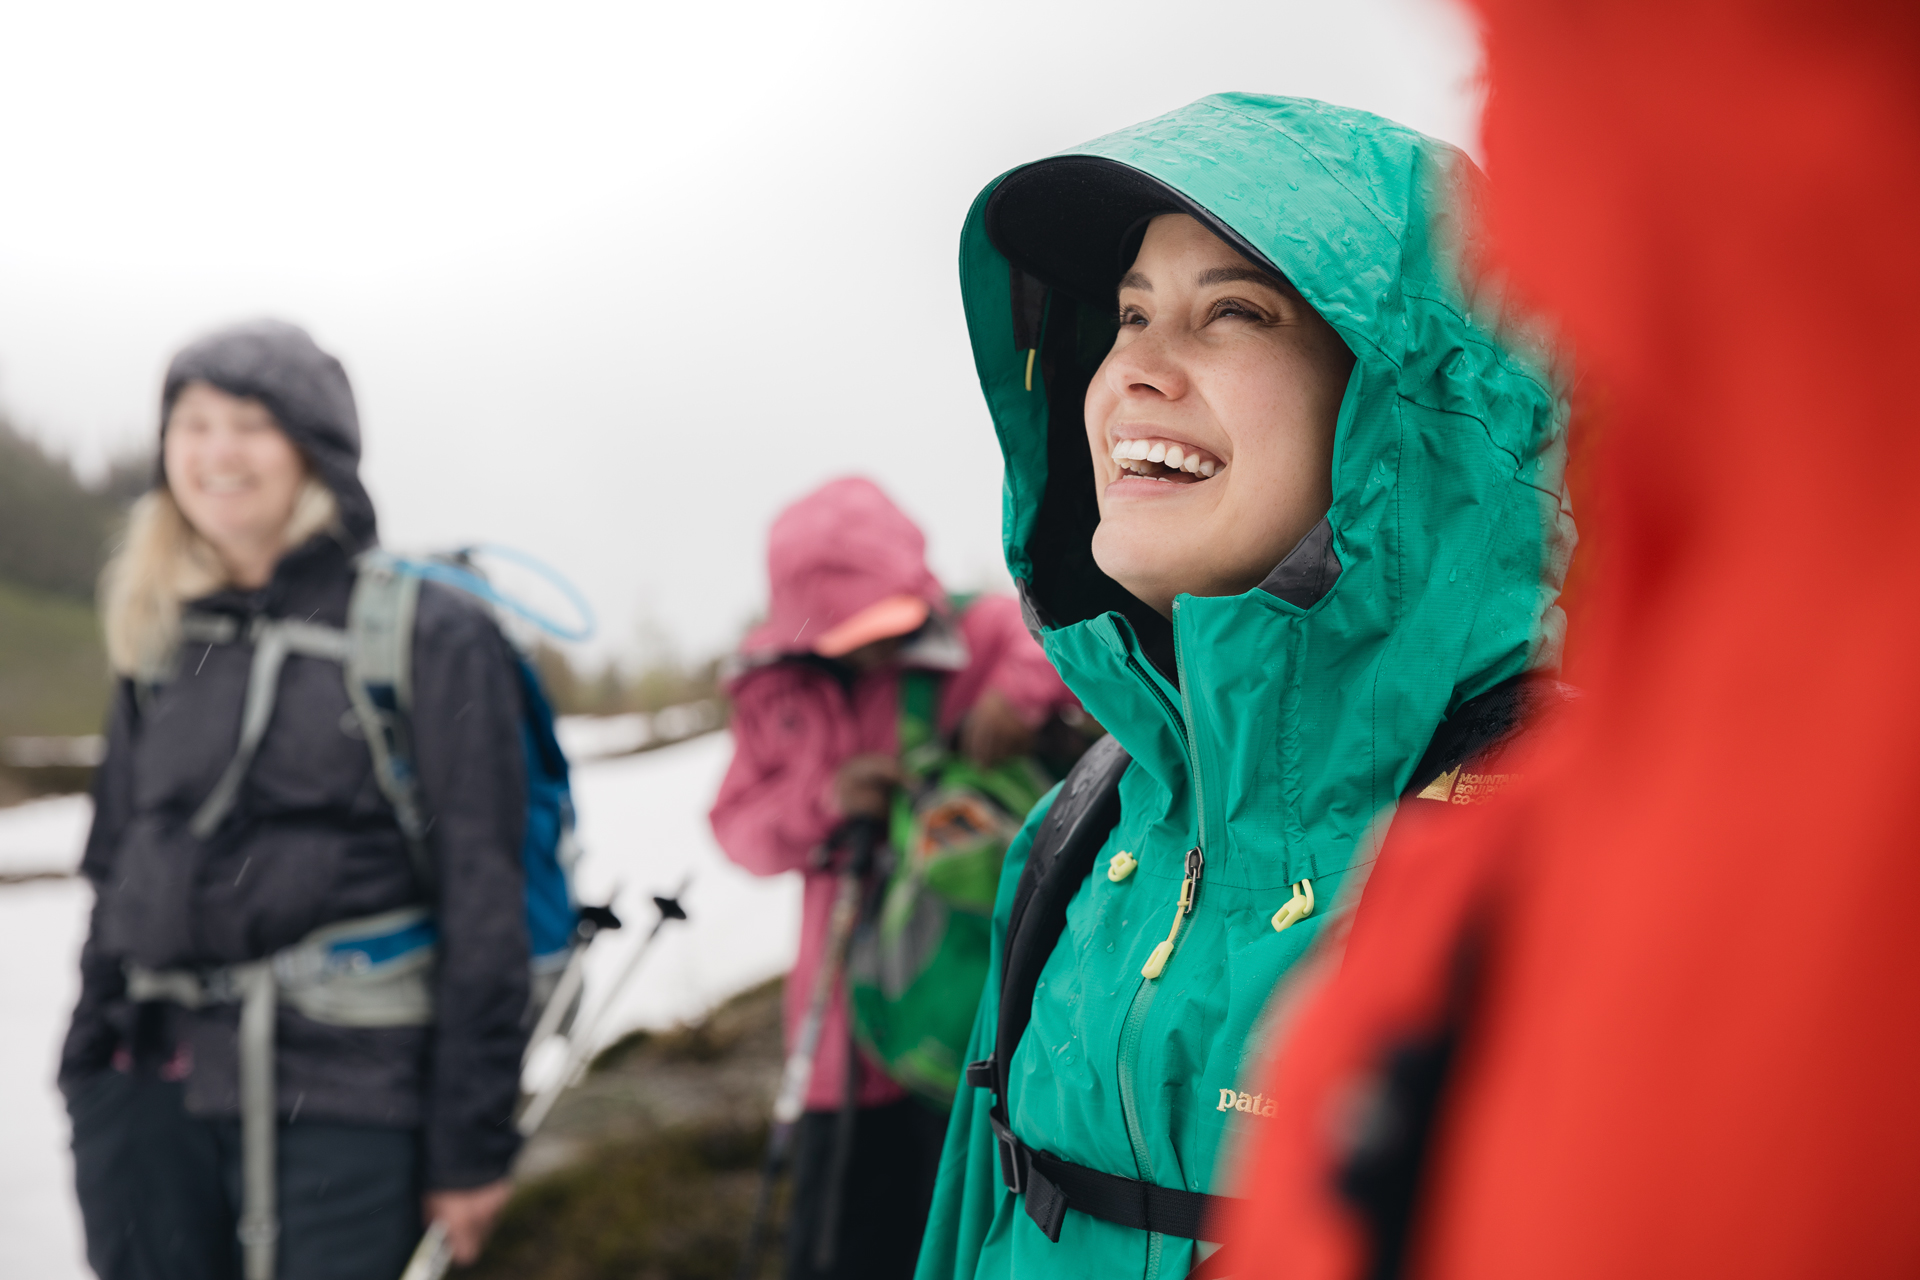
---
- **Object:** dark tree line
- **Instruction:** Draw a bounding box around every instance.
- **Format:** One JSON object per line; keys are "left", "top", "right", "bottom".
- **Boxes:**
{"left": 0, "top": 421, "right": 147, "bottom": 599}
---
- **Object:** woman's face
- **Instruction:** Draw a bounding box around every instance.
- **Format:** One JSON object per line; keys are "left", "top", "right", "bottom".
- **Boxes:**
{"left": 164, "top": 381, "right": 307, "bottom": 576}
{"left": 1085, "top": 214, "right": 1354, "bottom": 617}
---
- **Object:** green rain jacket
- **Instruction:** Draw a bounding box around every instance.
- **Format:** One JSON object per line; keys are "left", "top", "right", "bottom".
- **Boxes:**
{"left": 915, "top": 95, "right": 1572, "bottom": 1280}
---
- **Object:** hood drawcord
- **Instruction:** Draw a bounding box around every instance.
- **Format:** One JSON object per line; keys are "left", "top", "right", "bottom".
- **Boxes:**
{"left": 1272, "top": 879, "right": 1315, "bottom": 933}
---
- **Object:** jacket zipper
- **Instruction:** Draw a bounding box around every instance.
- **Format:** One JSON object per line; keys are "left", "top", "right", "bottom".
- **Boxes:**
{"left": 1170, "top": 599, "right": 1211, "bottom": 858}
{"left": 1114, "top": 609, "right": 1212, "bottom": 1278}
{"left": 1132, "top": 600, "right": 1213, "bottom": 981}
{"left": 1140, "top": 848, "right": 1203, "bottom": 979}
{"left": 1116, "top": 973, "right": 1163, "bottom": 1278}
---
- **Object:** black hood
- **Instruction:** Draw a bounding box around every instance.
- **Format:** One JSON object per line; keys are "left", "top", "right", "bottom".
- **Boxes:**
{"left": 160, "top": 318, "right": 377, "bottom": 548}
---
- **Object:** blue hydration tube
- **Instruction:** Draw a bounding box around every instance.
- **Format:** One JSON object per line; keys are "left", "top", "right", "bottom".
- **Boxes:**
{"left": 389, "top": 544, "right": 596, "bottom": 643}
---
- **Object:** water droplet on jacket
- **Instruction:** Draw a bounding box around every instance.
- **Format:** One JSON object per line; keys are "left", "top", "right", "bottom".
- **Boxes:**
{"left": 1448, "top": 569, "right": 1458, "bottom": 582}
{"left": 1288, "top": 180, "right": 1300, "bottom": 191}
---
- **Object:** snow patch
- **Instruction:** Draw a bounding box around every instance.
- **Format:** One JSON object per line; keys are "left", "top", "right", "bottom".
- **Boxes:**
{"left": 0, "top": 793, "right": 91, "bottom": 880}
{"left": 0, "top": 878, "right": 90, "bottom": 1278}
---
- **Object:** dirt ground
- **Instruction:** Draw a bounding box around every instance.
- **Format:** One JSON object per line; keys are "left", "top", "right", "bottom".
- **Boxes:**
{"left": 467, "top": 977, "right": 790, "bottom": 1280}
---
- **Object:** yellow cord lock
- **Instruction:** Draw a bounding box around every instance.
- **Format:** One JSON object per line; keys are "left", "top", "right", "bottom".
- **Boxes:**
{"left": 1107, "top": 851, "right": 1138, "bottom": 882}
{"left": 1271, "top": 879, "right": 1315, "bottom": 933}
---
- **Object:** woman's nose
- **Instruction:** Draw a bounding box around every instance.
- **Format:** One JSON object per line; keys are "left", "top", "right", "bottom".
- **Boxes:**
{"left": 1104, "top": 327, "right": 1189, "bottom": 402}
{"left": 199, "top": 424, "right": 247, "bottom": 462}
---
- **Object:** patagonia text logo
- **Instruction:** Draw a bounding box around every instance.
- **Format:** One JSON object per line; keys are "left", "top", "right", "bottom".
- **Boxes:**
{"left": 1216, "top": 1088, "right": 1276, "bottom": 1118}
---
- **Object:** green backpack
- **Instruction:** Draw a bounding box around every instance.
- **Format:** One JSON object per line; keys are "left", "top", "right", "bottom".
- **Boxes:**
{"left": 847, "top": 669, "right": 1052, "bottom": 1107}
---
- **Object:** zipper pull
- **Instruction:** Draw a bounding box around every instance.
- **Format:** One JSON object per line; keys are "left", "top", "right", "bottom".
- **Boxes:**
{"left": 1141, "top": 848, "right": 1204, "bottom": 979}
{"left": 1271, "top": 878, "right": 1315, "bottom": 933}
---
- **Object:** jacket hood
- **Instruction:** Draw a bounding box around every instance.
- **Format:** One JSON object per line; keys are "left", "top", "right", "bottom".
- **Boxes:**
{"left": 959, "top": 94, "right": 1574, "bottom": 885}
{"left": 740, "top": 476, "right": 947, "bottom": 661}
{"left": 160, "top": 318, "right": 377, "bottom": 549}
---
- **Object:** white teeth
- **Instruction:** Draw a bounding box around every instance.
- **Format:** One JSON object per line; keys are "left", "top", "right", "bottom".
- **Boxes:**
{"left": 1109, "top": 437, "right": 1222, "bottom": 477}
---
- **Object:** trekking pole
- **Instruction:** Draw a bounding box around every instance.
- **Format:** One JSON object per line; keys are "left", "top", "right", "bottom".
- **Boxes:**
{"left": 525, "top": 898, "right": 626, "bottom": 1068}
{"left": 398, "top": 880, "right": 691, "bottom": 1280}
{"left": 810, "top": 1017, "right": 865, "bottom": 1271}
{"left": 518, "top": 878, "right": 692, "bottom": 1136}
{"left": 734, "top": 817, "right": 881, "bottom": 1280}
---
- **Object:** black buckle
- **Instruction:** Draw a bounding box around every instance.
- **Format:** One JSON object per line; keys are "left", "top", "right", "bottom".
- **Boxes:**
{"left": 964, "top": 1057, "right": 996, "bottom": 1090}
{"left": 989, "top": 1112, "right": 1026, "bottom": 1195}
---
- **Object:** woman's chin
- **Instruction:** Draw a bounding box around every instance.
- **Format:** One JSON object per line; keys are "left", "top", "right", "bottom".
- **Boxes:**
{"left": 1093, "top": 534, "right": 1194, "bottom": 613}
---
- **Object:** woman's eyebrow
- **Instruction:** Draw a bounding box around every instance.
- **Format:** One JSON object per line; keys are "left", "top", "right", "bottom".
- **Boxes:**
{"left": 1118, "top": 269, "right": 1152, "bottom": 292}
{"left": 1196, "top": 265, "right": 1286, "bottom": 291}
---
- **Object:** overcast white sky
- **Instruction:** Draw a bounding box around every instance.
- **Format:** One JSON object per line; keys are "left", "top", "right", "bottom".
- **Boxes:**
{"left": 0, "top": 0, "right": 1481, "bottom": 666}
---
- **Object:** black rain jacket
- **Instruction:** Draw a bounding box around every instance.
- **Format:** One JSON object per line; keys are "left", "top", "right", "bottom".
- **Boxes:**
{"left": 60, "top": 320, "right": 530, "bottom": 1189}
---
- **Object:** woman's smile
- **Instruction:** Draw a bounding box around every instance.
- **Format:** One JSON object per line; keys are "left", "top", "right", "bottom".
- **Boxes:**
{"left": 1106, "top": 434, "right": 1224, "bottom": 484}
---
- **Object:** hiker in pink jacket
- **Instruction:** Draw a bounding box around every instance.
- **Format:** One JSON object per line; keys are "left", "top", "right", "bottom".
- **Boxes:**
{"left": 712, "top": 476, "right": 1078, "bottom": 1280}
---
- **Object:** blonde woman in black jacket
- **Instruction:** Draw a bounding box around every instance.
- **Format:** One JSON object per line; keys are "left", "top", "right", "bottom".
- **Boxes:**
{"left": 62, "top": 321, "right": 528, "bottom": 1280}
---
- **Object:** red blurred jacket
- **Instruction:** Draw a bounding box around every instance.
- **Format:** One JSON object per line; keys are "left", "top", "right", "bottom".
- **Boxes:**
{"left": 1224, "top": 3, "right": 1920, "bottom": 1277}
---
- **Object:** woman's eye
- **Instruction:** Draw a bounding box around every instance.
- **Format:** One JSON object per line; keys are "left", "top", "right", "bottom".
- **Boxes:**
{"left": 1117, "top": 305, "right": 1147, "bottom": 327}
{"left": 1211, "top": 298, "right": 1265, "bottom": 322}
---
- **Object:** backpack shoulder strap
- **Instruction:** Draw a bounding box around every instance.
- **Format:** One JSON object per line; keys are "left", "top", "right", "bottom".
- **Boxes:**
{"left": 997, "top": 732, "right": 1130, "bottom": 1075}
{"left": 188, "top": 613, "right": 351, "bottom": 840}
{"left": 896, "top": 667, "right": 946, "bottom": 778}
{"left": 964, "top": 733, "right": 1129, "bottom": 1179}
{"left": 345, "top": 553, "right": 433, "bottom": 888}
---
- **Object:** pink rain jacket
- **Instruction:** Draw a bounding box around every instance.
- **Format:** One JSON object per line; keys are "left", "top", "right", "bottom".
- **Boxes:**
{"left": 710, "top": 478, "right": 1074, "bottom": 1110}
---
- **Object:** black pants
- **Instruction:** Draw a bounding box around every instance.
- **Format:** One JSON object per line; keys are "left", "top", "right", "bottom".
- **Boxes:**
{"left": 66, "top": 1068, "right": 423, "bottom": 1280}
{"left": 783, "top": 1098, "right": 950, "bottom": 1280}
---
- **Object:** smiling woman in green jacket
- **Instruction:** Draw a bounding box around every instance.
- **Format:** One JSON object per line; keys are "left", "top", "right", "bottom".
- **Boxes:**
{"left": 914, "top": 95, "right": 1574, "bottom": 1280}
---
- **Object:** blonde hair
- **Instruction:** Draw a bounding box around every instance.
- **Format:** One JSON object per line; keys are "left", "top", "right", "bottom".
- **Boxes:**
{"left": 101, "top": 478, "right": 340, "bottom": 679}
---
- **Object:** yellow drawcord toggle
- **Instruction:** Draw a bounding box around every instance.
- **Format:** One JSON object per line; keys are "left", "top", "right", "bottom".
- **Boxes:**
{"left": 1024, "top": 348, "right": 1037, "bottom": 392}
{"left": 1107, "top": 851, "right": 1138, "bottom": 883}
{"left": 1142, "top": 848, "right": 1203, "bottom": 980}
{"left": 1271, "top": 879, "right": 1315, "bottom": 933}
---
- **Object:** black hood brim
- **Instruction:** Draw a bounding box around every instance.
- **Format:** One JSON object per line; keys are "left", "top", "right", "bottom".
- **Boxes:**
{"left": 985, "top": 154, "right": 1289, "bottom": 307}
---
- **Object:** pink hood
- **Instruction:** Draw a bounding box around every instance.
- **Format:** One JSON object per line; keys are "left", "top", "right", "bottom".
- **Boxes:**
{"left": 741, "top": 477, "right": 946, "bottom": 660}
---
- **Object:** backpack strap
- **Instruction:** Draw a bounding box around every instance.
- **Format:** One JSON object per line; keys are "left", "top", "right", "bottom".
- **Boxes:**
{"left": 989, "top": 731, "right": 1130, "bottom": 1107}
{"left": 189, "top": 617, "right": 352, "bottom": 839}
{"left": 896, "top": 667, "right": 947, "bottom": 779}
{"left": 344, "top": 552, "right": 433, "bottom": 889}
{"left": 182, "top": 557, "right": 433, "bottom": 892}
{"left": 958, "top": 734, "right": 1249, "bottom": 1245}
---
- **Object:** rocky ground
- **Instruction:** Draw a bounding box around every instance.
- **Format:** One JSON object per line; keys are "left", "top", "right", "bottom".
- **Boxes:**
{"left": 469, "top": 977, "right": 790, "bottom": 1280}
